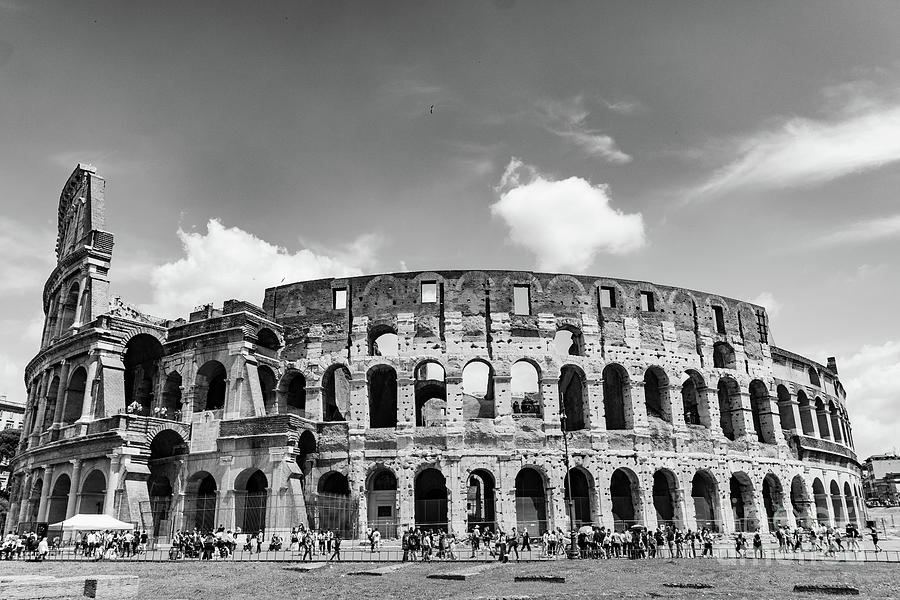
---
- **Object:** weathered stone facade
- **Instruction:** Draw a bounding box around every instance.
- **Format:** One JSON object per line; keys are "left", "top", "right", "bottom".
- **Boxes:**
{"left": 6, "top": 165, "right": 864, "bottom": 539}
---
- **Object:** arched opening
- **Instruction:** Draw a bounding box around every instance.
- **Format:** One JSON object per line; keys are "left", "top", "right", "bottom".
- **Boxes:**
{"left": 236, "top": 469, "right": 268, "bottom": 533}
{"left": 59, "top": 282, "right": 80, "bottom": 331}
{"left": 830, "top": 480, "right": 845, "bottom": 526}
{"left": 807, "top": 367, "right": 820, "bottom": 387}
{"left": 559, "top": 365, "right": 588, "bottom": 431}
{"left": 63, "top": 367, "right": 87, "bottom": 424}
{"left": 644, "top": 367, "right": 671, "bottom": 422}
{"left": 414, "top": 361, "right": 447, "bottom": 426}
{"left": 776, "top": 385, "right": 795, "bottom": 430}
{"left": 717, "top": 377, "right": 741, "bottom": 441}
{"left": 829, "top": 402, "right": 843, "bottom": 443}
{"left": 815, "top": 398, "right": 831, "bottom": 439}
{"left": 317, "top": 471, "right": 352, "bottom": 537}
{"left": 150, "top": 429, "right": 186, "bottom": 459}
{"left": 653, "top": 469, "right": 681, "bottom": 528}
{"left": 161, "top": 372, "right": 182, "bottom": 419}
{"left": 798, "top": 391, "right": 815, "bottom": 436}
{"left": 367, "top": 469, "right": 398, "bottom": 538}
{"left": 415, "top": 468, "right": 448, "bottom": 531}
{"left": 511, "top": 360, "right": 541, "bottom": 416}
{"left": 611, "top": 468, "right": 641, "bottom": 529}
{"left": 79, "top": 470, "right": 106, "bottom": 514}
{"left": 729, "top": 472, "right": 758, "bottom": 532}
{"left": 681, "top": 371, "right": 707, "bottom": 426}
{"left": 296, "top": 430, "right": 317, "bottom": 480}
{"left": 515, "top": 468, "right": 547, "bottom": 534}
{"left": 713, "top": 342, "right": 736, "bottom": 370}
{"left": 186, "top": 472, "right": 217, "bottom": 532}
{"left": 467, "top": 469, "right": 496, "bottom": 531}
{"left": 257, "top": 328, "right": 280, "bottom": 351}
{"left": 47, "top": 474, "right": 70, "bottom": 524}
{"left": 461, "top": 360, "right": 495, "bottom": 419}
{"left": 553, "top": 327, "right": 583, "bottom": 356}
{"left": 322, "top": 364, "right": 350, "bottom": 422}
{"left": 195, "top": 360, "right": 227, "bottom": 412}
{"left": 368, "top": 325, "right": 399, "bottom": 356}
{"left": 124, "top": 334, "right": 164, "bottom": 415}
{"left": 791, "top": 476, "right": 811, "bottom": 527}
{"left": 749, "top": 380, "right": 777, "bottom": 444}
{"left": 844, "top": 482, "right": 858, "bottom": 526}
{"left": 691, "top": 470, "right": 720, "bottom": 532}
{"left": 602, "top": 363, "right": 629, "bottom": 430}
{"left": 368, "top": 365, "right": 398, "bottom": 428}
{"left": 43, "top": 376, "right": 60, "bottom": 430}
{"left": 285, "top": 372, "right": 307, "bottom": 417}
{"left": 762, "top": 474, "right": 785, "bottom": 530}
{"left": 257, "top": 365, "right": 277, "bottom": 414}
{"left": 148, "top": 474, "right": 173, "bottom": 537}
{"left": 564, "top": 468, "right": 593, "bottom": 527}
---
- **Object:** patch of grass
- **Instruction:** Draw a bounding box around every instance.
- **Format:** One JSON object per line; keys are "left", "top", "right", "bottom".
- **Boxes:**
{"left": 0, "top": 559, "right": 897, "bottom": 599}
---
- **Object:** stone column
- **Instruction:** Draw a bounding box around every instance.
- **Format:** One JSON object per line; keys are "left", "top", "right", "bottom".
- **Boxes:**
{"left": 789, "top": 395, "right": 803, "bottom": 433}
{"left": 52, "top": 361, "right": 70, "bottom": 426}
{"left": 104, "top": 454, "right": 122, "bottom": 517}
{"left": 444, "top": 376, "right": 463, "bottom": 428}
{"left": 66, "top": 459, "right": 82, "bottom": 518}
{"left": 492, "top": 374, "right": 511, "bottom": 418}
{"left": 447, "top": 459, "right": 464, "bottom": 535}
{"left": 668, "top": 384, "right": 687, "bottom": 431}
{"left": 586, "top": 378, "right": 606, "bottom": 433}
{"left": 78, "top": 355, "right": 100, "bottom": 423}
{"left": 71, "top": 274, "right": 88, "bottom": 329}
{"left": 17, "top": 470, "right": 34, "bottom": 525}
{"left": 541, "top": 377, "right": 561, "bottom": 432}
{"left": 734, "top": 391, "right": 755, "bottom": 438}
{"left": 305, "top": 384, "right": 322, "bottom": 421}
{"left": 628, "top": 381, "right": 648, "bottom": 430}
{"left": 37, "top": 465, "right": 55, "bottom": 522}
{"left": 396, "top": 376, "right": 415, "bottom": 429}
{"left": 31, "top": 370, "right": 52, "bottom": 441}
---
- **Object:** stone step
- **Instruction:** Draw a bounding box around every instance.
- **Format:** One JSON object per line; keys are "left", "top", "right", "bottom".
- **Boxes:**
{"left": 427, "top": 562, "right": 502, "bottom": 580}
{"left": 349, "top": 563, "right": 411, "bottom": 576}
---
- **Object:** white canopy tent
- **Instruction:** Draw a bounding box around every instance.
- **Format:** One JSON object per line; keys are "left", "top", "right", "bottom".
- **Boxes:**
{"left": 49, "top": 513, "right": 135, "bottom": 531}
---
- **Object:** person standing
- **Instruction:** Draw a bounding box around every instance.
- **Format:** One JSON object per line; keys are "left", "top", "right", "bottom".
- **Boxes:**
{"left": 520, "top": 526, "right": 531, "bottom": 553}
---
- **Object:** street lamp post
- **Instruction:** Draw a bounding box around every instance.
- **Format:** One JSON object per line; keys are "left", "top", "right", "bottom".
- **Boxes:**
{"left": 559, "top": 411, "right": 577, "bottom": 559}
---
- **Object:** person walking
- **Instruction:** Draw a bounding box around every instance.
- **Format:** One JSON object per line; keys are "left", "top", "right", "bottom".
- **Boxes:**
{"left": 870, "top": 528, "right": 882, "bottom": 553}
{"left": 521, "top": 526, "right": 531, "bottom": 553}
{"left": 328, "top": 533, "right": 342, "bottom": 562}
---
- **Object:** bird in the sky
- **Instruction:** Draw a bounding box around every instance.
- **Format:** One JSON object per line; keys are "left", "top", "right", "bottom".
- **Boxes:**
{"left": 430, "top": 104, "right": 434, "bottom": 114}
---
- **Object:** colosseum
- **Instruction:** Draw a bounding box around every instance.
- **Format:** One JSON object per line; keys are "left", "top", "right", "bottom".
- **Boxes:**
{"left": 6, "top": 164, "right": 864, "bottom": 541}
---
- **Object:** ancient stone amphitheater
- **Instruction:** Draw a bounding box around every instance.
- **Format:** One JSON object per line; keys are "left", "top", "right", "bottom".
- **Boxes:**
{"left": 6, "top": 165, "right": 863, "bottom": 540}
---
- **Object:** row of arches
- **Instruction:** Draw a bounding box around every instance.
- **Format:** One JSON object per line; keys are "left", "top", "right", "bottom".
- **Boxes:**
{"left": 155, "top": 464, "right": 861, "bottom": 537}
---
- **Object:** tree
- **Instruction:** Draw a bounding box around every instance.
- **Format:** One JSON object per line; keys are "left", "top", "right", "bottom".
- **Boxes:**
{"left": 0, "top": 428, "right": 21, "bottom": 463}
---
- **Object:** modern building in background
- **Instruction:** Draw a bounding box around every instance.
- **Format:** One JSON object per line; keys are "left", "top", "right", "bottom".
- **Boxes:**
{"left": 6, "top": 165, "right": 864, "bottom": 538}
{"left": 0, "top": 395, "right": 26, "bottom": 490}
{"left": 862, "top": 454, "right": 900, "bottom": 506}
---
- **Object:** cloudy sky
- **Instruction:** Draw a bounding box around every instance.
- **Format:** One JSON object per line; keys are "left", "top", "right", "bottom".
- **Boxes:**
{"left": 1, "top": 1, "right": 898, "bottom": 458}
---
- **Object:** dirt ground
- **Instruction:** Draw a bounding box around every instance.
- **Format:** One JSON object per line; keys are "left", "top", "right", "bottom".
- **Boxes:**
{"left": 1, "top": 558, "right": 897, "bottom": 600}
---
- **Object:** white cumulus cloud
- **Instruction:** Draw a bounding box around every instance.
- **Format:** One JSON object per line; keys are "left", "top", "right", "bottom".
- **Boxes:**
{"left": 143, "top": 219, "right": 379, "bottom": 318}
{"left": 490, "top": 158, "right": 645, "bottom": 271}
{"left": 837, "top": 341, "right": 900, "bottom": 459}
{"left": 694, "top": 82, "right": 900, "bottom": 197}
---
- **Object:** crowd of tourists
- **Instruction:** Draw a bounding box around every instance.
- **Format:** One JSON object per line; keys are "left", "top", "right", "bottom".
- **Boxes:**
{"left": 0, "top": 520, "right": 885, "bottom": 563}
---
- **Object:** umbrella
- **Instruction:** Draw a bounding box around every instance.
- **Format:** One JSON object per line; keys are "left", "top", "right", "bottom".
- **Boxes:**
{"left": 578, "top": 525, "right": 594, "bottom": 535}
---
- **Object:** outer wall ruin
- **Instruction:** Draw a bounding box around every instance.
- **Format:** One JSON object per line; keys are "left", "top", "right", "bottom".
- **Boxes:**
{"left": 7, "top": 165, "right": 864, "bottom": 540}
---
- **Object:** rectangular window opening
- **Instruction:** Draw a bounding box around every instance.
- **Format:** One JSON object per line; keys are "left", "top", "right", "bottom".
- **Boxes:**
{"left": 333, "top": 288, "right": 347, "bottom": 310}
{"left": 599, "top": 286, "right": 616, "bottom": 309}
{"left": 421, "top": 281, "right": 438, "bottom": 303}
{"left": 639, "top": 291, "right": 655, "bottom": 312}
{"left": 755, "top": 309, "right": 769, "bottom": 344}
{"left": 713, "top": 305, "right": 726, "bottom": 334}
{"left": 513, "top": 285, "right": 531, "bottom": 315}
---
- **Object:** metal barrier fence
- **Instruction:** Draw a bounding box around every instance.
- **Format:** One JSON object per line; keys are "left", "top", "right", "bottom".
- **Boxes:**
{"left": 2, "top": 544, "right": 898, "bottom": 563}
